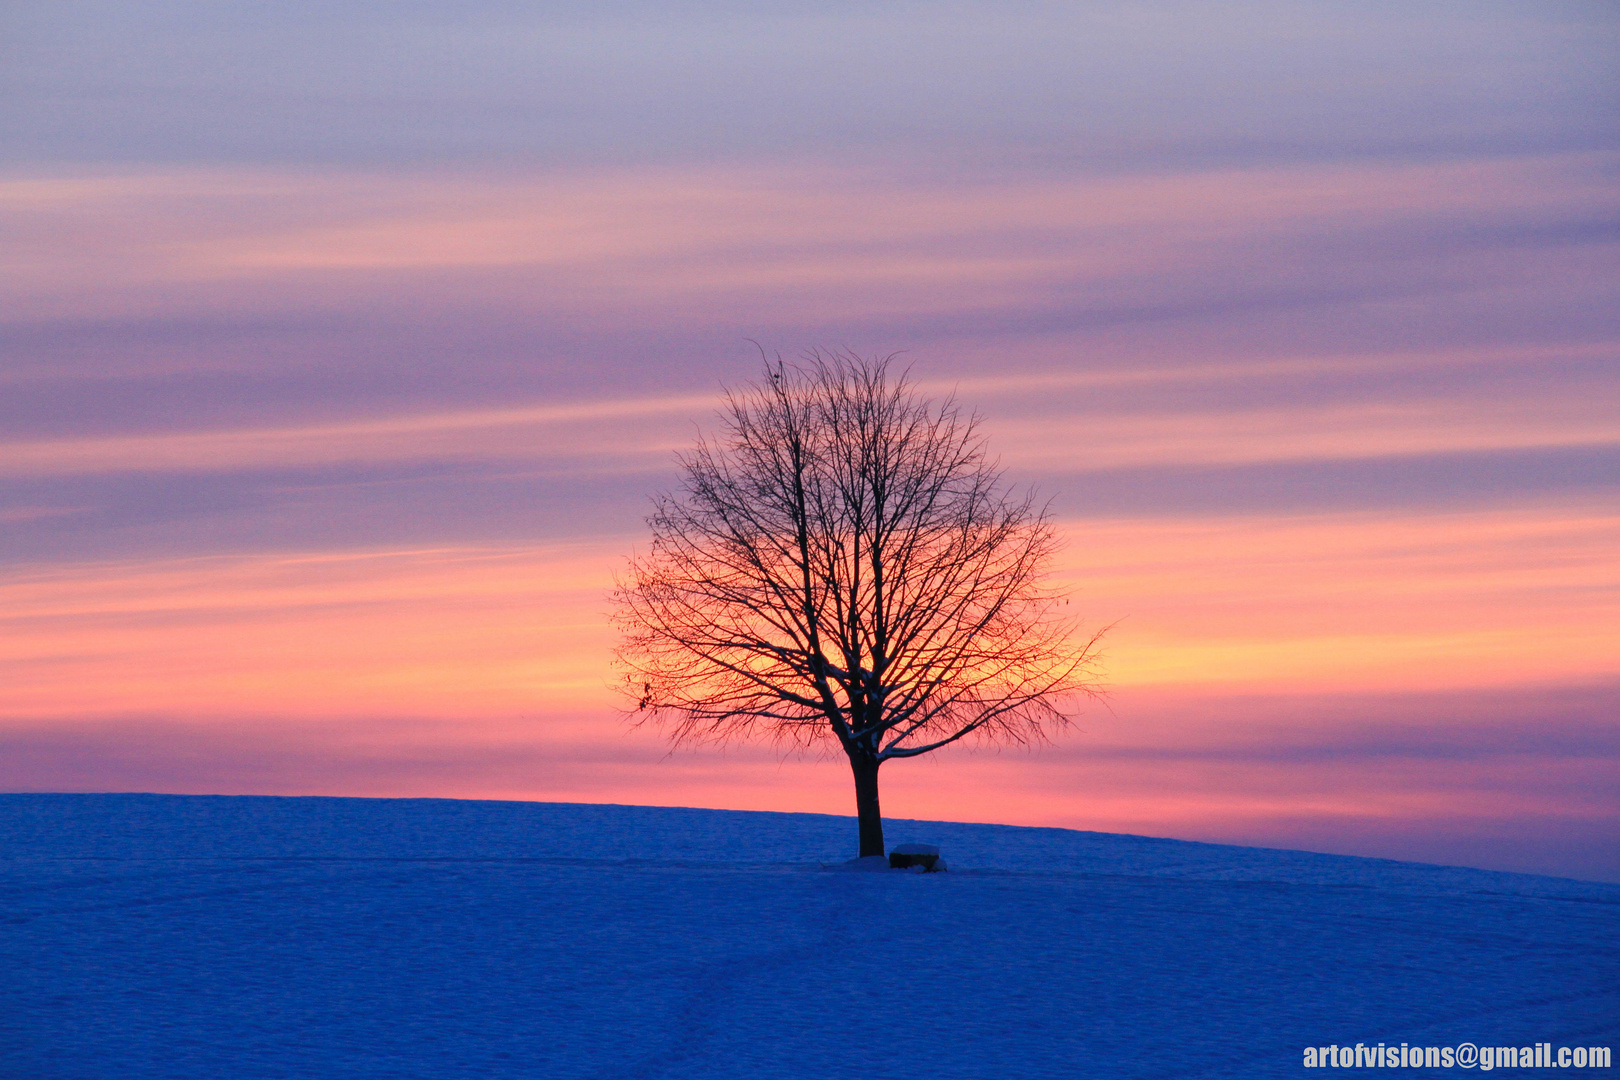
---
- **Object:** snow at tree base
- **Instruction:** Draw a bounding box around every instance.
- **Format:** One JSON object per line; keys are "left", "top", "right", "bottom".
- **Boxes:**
{"left": 3, "top": 794, "right": 1616, "bottom": 1079}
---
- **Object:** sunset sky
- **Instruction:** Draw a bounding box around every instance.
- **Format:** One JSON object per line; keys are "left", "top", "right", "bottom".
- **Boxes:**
{"left": 3, "top": 2, "right": 1617, "bottom": 880}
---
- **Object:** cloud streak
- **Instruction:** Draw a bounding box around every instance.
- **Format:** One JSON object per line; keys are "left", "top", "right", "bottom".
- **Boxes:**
{"left": 6, "top": 156, "right": 1616, "bottom": 347}
{"left": 5, "top": 373, "right": 1613, "bottom": 480}
{"left": 0, "top": 394, "right": 709, "bottom": 477}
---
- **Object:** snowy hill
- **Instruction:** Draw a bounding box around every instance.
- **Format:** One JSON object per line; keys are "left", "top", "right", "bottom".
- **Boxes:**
{"left": 3, "top": 794, "right": 1616, "bottom": 1078}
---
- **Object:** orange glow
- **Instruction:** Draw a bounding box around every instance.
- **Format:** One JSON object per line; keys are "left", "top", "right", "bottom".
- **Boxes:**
{"left": 0, "top": 544, "right": 617, "bottom": 720}
{"left": 4, "top": 505, "right": 1614, "bottom": 725}
{"left": 1057, "top": 505, "right": 1620, "bottom": 692}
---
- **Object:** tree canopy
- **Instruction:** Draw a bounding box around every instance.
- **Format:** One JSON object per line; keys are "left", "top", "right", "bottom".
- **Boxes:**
{"left": 614, "top": 351, "right": 1102, "bottom": 856}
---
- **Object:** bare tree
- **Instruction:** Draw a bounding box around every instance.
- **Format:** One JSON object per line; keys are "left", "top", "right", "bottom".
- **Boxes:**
{"left": 613, "top": 351, "right": 1102, "bottom": 857}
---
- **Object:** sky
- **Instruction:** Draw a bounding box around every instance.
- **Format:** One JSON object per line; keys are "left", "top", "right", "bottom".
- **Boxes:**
{"left": 2, "top": 1, "right": 1617, "bottom": 880}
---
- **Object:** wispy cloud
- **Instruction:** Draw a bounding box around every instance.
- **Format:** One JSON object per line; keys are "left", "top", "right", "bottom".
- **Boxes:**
{"left": 0, "top": 393, "right": 710, "bottom": 476}
{"left": 7, "top": 154, "right": 1614, "bottom": 328}
{"left": 3, "top": 361, "right": 1611, "bottom": 509}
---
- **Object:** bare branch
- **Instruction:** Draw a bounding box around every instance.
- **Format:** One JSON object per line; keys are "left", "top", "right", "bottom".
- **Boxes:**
{"left": 612, "top": 350, "right": 1104, "bottom": 777}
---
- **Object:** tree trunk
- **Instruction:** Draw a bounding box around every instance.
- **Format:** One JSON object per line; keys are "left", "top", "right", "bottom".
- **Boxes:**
{"left": 849, "top": 751, "right": 885, "bottom": 857}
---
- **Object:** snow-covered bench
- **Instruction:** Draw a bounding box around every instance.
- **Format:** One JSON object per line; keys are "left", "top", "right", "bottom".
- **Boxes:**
{"left": 889, "top": 844, "right": 945, "bottom": 871}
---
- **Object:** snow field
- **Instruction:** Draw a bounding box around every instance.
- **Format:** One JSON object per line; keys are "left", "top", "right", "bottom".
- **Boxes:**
{"left": 2, "top": 794, "right": 1616, "bottom": 1078}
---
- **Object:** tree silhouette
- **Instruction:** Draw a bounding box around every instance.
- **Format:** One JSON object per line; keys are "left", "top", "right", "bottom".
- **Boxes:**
{"left": 613, "top": 351, "right": 1102, "bottom": 857}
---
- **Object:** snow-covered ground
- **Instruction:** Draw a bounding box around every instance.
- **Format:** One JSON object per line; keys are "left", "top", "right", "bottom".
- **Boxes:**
{"left": 3, "top": 794, "right": 1616, "bottom": 1078}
